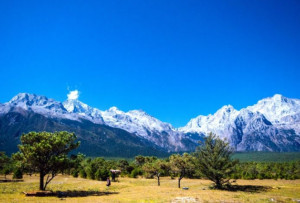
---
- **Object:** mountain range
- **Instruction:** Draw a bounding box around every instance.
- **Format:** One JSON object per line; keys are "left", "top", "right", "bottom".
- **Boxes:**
{"left": 0, "top": 93, "right": 299, "bottom": 157}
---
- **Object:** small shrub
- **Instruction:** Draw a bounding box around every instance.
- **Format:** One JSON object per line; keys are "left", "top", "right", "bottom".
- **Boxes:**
{"left": 79, "top": 169, "right": 87, "bottom": 178}
{"left": 71, "top": 169, "right": 79, "bottom": 178}
{"left": 130, "top": 168, "right": 141, "bottom": 178}
{"left": 13, "top": 168, "right": 23, "bottom": 179}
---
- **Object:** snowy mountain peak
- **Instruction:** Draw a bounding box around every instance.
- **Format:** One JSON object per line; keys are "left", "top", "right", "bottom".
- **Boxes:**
{"left": 8, "top": 93, "right": 65, "bottom": 111}
{"left": 272, "top": 94, "right": 284, "bottom": 101}
{"left": 179, "top": 104, "right": 239, "bottom": 135}
{"left": 247, "top": 94, "right": 300, "bottom": 125}
{"left": 10, "top": 93, "right": 45, "bottom": 104}
{"left": 63, "top": 99, "right": 104, "bottom": 124}
{"left": 215, "top": 105, "right": 237, "bottom": 115}
{"left": 63, "top": 99, "right": 89, "bottom": 113}
{"left": 1, "top": 92, "right": 299, "bottom": 152}
{"left": 107, "top": 106, "right": 123, "bottom": 113}
{"left": 128, "top": 109, "right": 148, "bottom": 116}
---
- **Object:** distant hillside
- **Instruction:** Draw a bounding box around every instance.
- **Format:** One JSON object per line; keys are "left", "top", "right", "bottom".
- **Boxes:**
{"left": 232, "top": 152, "right": 300, "bottom": 162}
{"left": 0, "top": 110, "right": 169, "bottom": 158}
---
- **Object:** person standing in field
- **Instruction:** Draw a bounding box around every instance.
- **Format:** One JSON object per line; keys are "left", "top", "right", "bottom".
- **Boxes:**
{"left": 106, "top": 177, "right": 111, "bottom": 187}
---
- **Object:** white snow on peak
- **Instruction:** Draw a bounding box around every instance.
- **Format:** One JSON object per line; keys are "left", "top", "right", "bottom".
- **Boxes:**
{"left": 63, "top": 99, "right": 104, "bottom": 124}
{"left": 247, "top": 94, "right": 300, "bottom": 125}
{"left": 3, "top": 93, "right": 81, "bottom": 121}
{"left": 179, "top": 94, "right": 300, "bottom": 137}
{"left": 2, "top": 92, "right": 300, "bottom": 151}
{"left": 179, "top": 104, "right": 239, "bottom": 138}
{"left": 62, "top": 98, "right": 175, "bottom": 138}
{"left": 61, "top": 98, "right": 186, "bottom": 150}
{"left": 107, "top": 106, "right": 123, "bottom": 114}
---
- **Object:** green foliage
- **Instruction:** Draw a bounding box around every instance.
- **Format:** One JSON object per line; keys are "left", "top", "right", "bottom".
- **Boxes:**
{"left": 13, "top": 131, "right": 79, "bottom": 190}
{"left": 195, "top": 133, "right": 238, "bottom": 189}
{"left": 79, "top": 169, "right": 87, "bottom": 178}
{"left": 232, "top": 152, "right": 300, "bottom": 162}
{"left": 130, "top": 168, "right": 141, "bottom": 178}
{"left": 95, "top": 168, "right": 110, "bottom": 181}
{"left": 0, "top": 152, "right": 10, "bottom": 170}
{"left": 170, "top": 153, "right": 195, "bottom": 188}
{"left": 118, "top": 159, "right": 134, "bottom": 175}
{"left": 0, "top": 152, "right": 13, "bottom": 178}
{"left": 142, "top": 159, "right": 170, "bottom": 185}
{"left": 231, "top": 161, "right": 300, "bottom": 180}
{"left": 13, "top": 167, "right": 23, "bottom": 179}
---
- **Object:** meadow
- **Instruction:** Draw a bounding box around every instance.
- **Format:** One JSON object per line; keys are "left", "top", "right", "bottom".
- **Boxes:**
{"left": 1, "top": 174, "right": 300, "bottom": 203}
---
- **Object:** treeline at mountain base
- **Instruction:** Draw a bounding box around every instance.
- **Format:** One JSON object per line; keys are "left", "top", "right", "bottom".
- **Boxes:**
{"left": 1, "top": 152, "right": 299, "bottom": 181}
{"left": 1, "top": 131, "right": 299, "bottom": 191}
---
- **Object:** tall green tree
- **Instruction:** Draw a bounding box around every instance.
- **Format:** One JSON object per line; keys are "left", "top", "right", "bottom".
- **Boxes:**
{"left": 13, "top": 131, "right": 79, "bottom": 190}
{"left": 170, "top": 153, "right": 195, "bottom": 188}
{"left": 195, "top": 132, "right": 238, "bottom": 189}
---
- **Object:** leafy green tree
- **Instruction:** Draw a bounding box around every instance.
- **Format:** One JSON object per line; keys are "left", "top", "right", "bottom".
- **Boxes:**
{"left": 170, "top": 153, "right": 195, "bottom": 188}
{"left": 143, "top": 159, "right": 169, "bottom": 186}
{"left": 0, "top": 152, "right": 11, "bottom": 178}
{"left": 118, "top": 159, "right": 134, "bottom": 175}
{"left": 195, "top": 133, "right": 238, "bottom": 189}
{"left": 0, "top": 152, "right": 9, "bottom": 168}
{"left": 135, "top": 155, "right": 146, "bottom": 166}
{"left": 13, "top": 131, "right": 79, "bottom": 190}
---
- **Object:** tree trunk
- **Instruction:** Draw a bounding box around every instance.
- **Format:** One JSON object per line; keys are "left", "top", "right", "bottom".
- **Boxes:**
{"left": 157, "top": 175, "right": 160, "bottom": 186}
{"left": 178, "top": 176, "right": 182, "bottom": 188}
{"left": 215, "top": 178, "right": 222, "bottom": 189}
{"left": 39, "top": 171, "right": 44, "bottom": 191}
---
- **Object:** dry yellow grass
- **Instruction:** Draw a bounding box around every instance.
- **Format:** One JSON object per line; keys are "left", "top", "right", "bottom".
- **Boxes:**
{"left": 0, "top": 174, "right": 300, "bottom": 202}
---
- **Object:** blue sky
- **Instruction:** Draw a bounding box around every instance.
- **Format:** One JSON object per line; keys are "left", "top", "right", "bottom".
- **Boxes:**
{"left": 0, "top": 0, "right": 299, "bottom": 127}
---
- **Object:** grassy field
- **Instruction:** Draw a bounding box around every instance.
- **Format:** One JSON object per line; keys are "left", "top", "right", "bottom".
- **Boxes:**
{"left": 1, "top": 175, "right": 300, "bottom": 203}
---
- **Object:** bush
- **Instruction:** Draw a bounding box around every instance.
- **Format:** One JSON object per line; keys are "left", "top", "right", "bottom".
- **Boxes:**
{"left": 95, "top": 168, "right": 110, "bottom": 181}
{"left": 130, "top": 168, "right": 141, "bottom": 178}
{"left": 13, "top": 168, "right": 23, "bottom": 179}
{"left": 79, "top": 169, "right": 87, "bottom": 178}
{"left": 71, "top": 169, "right": 79, "bottom": 178}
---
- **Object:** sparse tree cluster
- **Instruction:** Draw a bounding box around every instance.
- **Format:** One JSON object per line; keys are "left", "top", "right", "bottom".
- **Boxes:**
{"left": 1, "top": 131, "right": 299, "bottom": 192}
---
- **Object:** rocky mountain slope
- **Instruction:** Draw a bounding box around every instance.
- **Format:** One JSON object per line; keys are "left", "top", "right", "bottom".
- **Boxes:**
{"left": 0, "top": 93, "right": 197, "bottom": 155}
{"left": 179, "top": 94, "right": 300, "bottom": 151}
{"left": 0, "top": 93, "right": 299, "bottom": 155}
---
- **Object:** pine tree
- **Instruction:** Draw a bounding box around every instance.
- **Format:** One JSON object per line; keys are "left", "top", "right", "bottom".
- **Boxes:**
{"left": 195, "top": 132, "right": 238, "bottom": 189}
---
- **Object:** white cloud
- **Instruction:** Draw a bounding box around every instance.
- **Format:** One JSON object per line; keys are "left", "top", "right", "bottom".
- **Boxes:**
{"left": 67, "top": 90, "right": 80, "bottom": 100}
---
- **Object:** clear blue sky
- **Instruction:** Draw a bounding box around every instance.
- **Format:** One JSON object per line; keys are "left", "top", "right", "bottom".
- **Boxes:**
{"left": 0, "top": 0, "right": 299, "bottom": 127}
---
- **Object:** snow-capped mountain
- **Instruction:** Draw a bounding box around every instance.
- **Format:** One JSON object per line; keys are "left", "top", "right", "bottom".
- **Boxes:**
{"left": 62, "top": 98, "right": 193, "bottom": 151}
{"left": 0, "top": 93, "right": 102, "bottom": 123}
{"left": 63, "top": 99, "right": 104, "bottom": 124}
{"left": 1, "top": 93, "right": 299, "bottom": 153}
{"left": 179, "top": 105, "right": 239, "bottom": 140}
{"left": 0, "top": 93, "right": 71, "bottom": 119}
{"left": 0, "top": 93, "right": 195, "bottom": 152}
{"left": 179, "top": 94, "right": 300, "bottom": 151}
{"left": 247, "top": 94, "right": 300, "bottom": 134}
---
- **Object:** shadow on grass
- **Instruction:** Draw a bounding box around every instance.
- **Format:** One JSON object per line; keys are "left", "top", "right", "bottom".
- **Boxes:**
{"left": 227, "top": 185, "right": 272, "bottom": 193}
{"left": 56, "top": 190, "right": 119, "bottom": 198}
{"left": 24, "top": 190, "right": 119, "bottom": 198}
{"left": 0, "top": 179, "right": 23, "bottom": 183}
